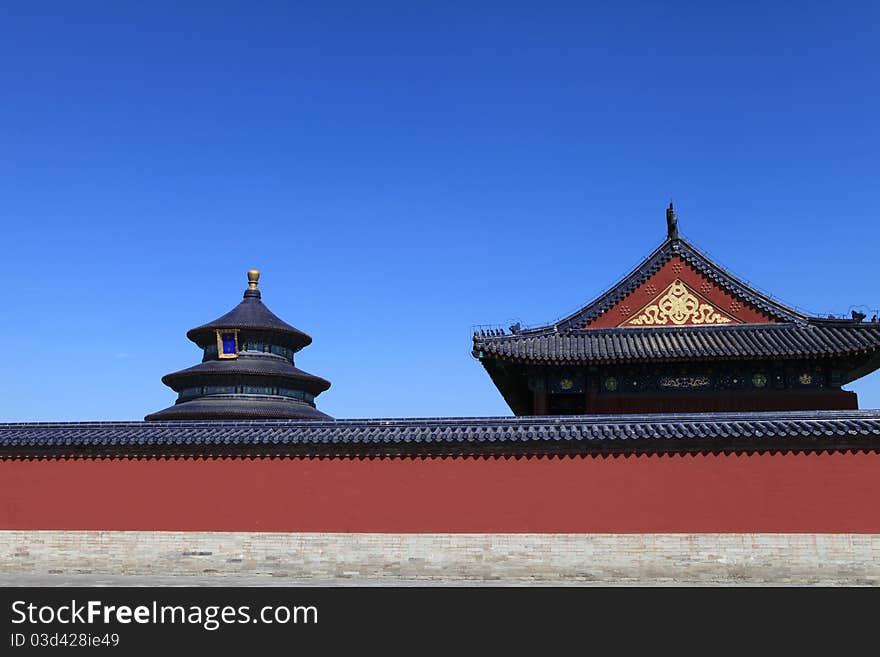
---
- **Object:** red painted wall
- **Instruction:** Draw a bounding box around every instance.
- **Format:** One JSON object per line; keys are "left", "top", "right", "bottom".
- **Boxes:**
{"left": 587, "top": 256, "right": 775, "bottom": 327}
{"left": 2, "top": 453, "right": 879, "bottom": 533}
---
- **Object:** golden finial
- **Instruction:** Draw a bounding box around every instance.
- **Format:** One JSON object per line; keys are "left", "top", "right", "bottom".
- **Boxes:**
{"left": 247, "top": 269, "right": 260, "bottom": 290}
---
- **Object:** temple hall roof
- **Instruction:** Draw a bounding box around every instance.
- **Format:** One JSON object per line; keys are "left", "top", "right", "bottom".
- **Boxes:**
{"left": 473, "top": 207, "right": 880, "bottom": 371}
{"left": 552, "top": 222, "right": 806, "bottom": 329}
{"left": 475, "top": 321, "right": 880, "bottom": 374}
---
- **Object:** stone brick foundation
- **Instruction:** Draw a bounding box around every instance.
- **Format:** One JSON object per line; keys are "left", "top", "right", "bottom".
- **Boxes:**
{"left": 1, "top": 532, "right": 878, "bottom": 585}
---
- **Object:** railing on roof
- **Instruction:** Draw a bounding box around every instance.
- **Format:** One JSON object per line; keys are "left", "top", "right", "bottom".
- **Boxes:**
{"left": 472, "top": 324, "right": 510, "bottom": 337}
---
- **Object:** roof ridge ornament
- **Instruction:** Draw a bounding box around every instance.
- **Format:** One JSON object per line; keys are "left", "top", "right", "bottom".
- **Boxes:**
{"left": 666, "top": 202, "right": 679, "bottom": 240}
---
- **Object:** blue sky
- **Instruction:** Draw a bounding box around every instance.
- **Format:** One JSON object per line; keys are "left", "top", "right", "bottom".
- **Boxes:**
{"left": 2, "top": 2, "right": 879, "bottom": 421}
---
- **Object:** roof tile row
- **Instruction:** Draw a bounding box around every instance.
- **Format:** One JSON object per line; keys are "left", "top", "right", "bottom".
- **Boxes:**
{"left": 474, "top": 323, "right": 880, "bottom": 364}
{"left": 2, "top": 410, "right": 879, "bottom": 456}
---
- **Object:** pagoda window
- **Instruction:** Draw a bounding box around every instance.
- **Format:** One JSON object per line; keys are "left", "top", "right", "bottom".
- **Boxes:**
{"left": 239, "top": 342, "right": 295, "bottom": 363}
{"left": 271, "top": 344, "right": 292, "bottom": 360}
{"left": 242, "top": 385, "right": 275, "bottom": 395}
{"left": 277, "top": 389, "right": 316, "bottom": 404}
{"left": 204, "top": 385, "right": 237, "bottom": 395}
{"left": 177, "top": 387, "right": 202, "bottom": 401}
{"left": 216, "top": 329, "right": 239, "bottom": 359}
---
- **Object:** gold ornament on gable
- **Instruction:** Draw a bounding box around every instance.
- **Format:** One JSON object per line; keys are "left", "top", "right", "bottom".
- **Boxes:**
{"left": 621, "top": 279, "right": 739, "bottom": 326}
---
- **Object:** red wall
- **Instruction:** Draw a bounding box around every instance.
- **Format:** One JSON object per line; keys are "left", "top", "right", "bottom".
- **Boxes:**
{"left": 2, "top": 453, "right": 879, "bottom": 533}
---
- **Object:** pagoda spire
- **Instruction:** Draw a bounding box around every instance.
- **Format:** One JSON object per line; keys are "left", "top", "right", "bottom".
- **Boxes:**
{"left": 666, "top": 201, "right": 679, "bottom": 240}
{"left": 245, "top": 269, "right": 261, "bottom": 297}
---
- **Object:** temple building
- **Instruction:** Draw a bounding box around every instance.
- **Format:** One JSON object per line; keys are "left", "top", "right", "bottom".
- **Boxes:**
{"left": 3, "top": 203, "right": 880, "bottom": 585}
{"left": 145, "top": 270, "right": 331, "bottom": 420}
{"left": 473, "top": 204, "right": 880, "bottom": 416}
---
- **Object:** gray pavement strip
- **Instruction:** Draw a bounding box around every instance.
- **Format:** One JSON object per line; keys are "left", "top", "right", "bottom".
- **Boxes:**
{"left": 0, "top": 574, "right": 848, "bottom": 587}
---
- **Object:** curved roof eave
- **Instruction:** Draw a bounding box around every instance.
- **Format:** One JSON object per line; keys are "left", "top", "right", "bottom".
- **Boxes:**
{"left": 472, "top": 321, "right": 880, "bottom": 369}
{"left": 161, "top": 357, "right": 332, "bottom": 394}
{"left": 186, "top": 296, "right": 312, "bottom": 350}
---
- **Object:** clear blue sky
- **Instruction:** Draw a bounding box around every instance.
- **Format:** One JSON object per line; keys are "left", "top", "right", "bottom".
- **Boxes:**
{"left": 2, "top": 2, "right": 879, "bottom": 421}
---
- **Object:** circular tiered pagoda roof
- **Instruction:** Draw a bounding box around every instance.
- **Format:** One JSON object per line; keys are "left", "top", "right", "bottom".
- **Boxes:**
{"left": 145, "top": 270, "right": 331, "bottom": 421}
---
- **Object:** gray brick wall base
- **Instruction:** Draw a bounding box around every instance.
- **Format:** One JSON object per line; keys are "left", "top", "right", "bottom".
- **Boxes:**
{"left": 1, "top": 531, "right": 878, "bottom": 585}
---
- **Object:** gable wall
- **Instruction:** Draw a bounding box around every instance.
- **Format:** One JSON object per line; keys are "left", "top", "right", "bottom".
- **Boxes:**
{"left": 586, "top": 256, "right": 777, "bottom": 327}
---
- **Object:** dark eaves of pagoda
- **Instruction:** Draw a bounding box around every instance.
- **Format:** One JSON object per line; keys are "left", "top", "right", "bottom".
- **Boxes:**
{"left": 161, "top": 359, "right": 329, "bottom": 395}
{"left": 3, "top": 410, "right": 880, "bottom": 459}
{"left": 186, "top": 284, "right": 312, "bottom": 352}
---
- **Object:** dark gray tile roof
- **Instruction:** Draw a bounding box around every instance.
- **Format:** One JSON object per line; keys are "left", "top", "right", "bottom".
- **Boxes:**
{"left": 144, "top": 395, "right": 332, "bottom": 422}
{"left": 473, "top": 321, "right": 880, "bottom": 364}
{"left": 3, "top": 410, "right": 880, "bottom": 458}
{"left": 187, "top": 288, "right": 312, "bottom": 351}
{"left": 161, "top": 353, "right": 331, "bottom": 394}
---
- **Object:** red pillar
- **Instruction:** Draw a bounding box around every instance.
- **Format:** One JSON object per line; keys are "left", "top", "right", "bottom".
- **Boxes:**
{"left": 534, "top": 391, "right": 548, "bottom": 415}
